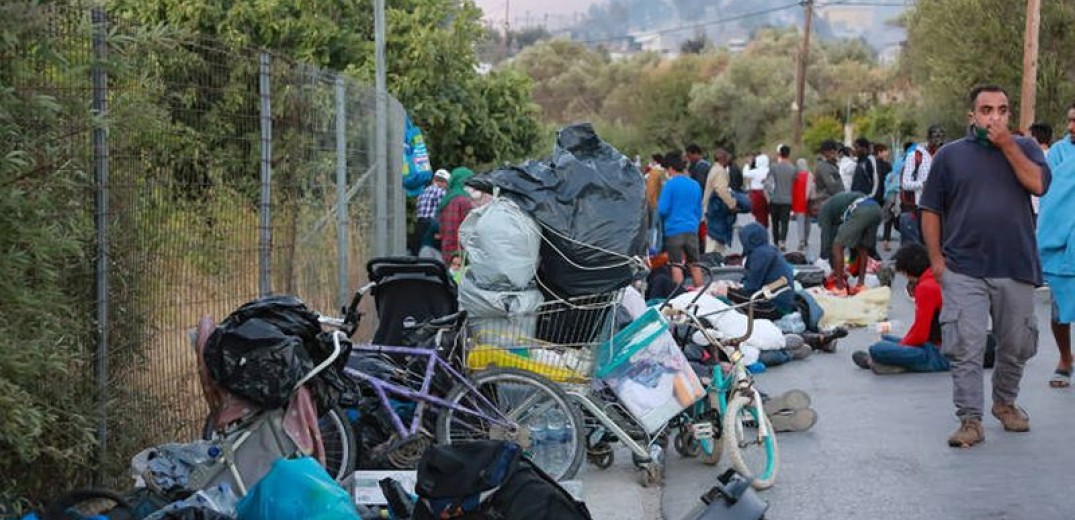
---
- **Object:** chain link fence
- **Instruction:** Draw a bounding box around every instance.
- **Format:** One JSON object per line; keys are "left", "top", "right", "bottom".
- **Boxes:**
{"left": 4, "top": 3, "right": 407, "bottom": 492}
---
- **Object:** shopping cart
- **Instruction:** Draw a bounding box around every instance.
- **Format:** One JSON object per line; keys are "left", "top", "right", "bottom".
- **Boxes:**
{"left": 464, "top": 289, "right": 672, "bottom": 486}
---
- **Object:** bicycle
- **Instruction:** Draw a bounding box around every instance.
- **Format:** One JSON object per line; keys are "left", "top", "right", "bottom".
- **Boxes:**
{"left": 325, "top": 282, "right": 587, "bottom": 481}
{"left": 661, "top": 275, "right": 791, "bottom": 490}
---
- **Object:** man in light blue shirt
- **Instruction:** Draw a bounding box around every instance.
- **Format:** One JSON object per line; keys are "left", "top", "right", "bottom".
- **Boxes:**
{"left": 1040, "top": 102, "right": 1075, "bottom": 388}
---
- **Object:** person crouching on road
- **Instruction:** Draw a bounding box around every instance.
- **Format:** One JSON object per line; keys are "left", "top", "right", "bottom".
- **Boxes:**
{"left": 818, "top": 191, "right": 883, "bottom": 293}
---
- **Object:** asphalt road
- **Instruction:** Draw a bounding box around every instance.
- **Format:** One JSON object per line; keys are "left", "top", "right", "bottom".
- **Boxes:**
{"left": 582, "top": 219, "right": 1075, "bottom": 520}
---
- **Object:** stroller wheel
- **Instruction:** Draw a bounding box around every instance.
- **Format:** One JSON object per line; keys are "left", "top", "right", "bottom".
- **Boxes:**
{"left": 587, "top": 443, "right": 614, "bottom": 469}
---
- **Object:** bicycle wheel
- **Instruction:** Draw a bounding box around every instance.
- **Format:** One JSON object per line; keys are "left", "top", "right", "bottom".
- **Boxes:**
{"left": 436, "top": 367, "right": 585, "bottom": 481}
{"left": 319, "top": 406, "right": 358, "bottom": 481}
{"left": 722, "top": 394, "right": 779, "bottom": 489}
{"left": 202, "top": 407, "right": 357, "bottom": 482}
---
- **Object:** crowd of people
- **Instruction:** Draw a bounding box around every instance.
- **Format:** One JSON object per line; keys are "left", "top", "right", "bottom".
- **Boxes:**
{"left": 639, "top": 85, "right": 1073, "bottom": 448}
{"left": 404, "top": 84, "right": 1074, "bottom": 449}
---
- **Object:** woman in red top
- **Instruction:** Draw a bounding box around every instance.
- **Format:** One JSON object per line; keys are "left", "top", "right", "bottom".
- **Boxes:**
{"left": 791, "top": 158, "right": 812, "bottom": 252}
{"left": 852, "top": 244, "right": 950, "bottom": 373}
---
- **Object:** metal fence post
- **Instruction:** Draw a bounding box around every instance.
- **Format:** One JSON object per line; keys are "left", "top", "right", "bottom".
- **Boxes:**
{"left": 374, "top": 0, "right": 389, "bottom": 258}
{"left": 335, "top": 76, "right": 349, "bottom": 308}
{"left": 258, "top": 52, "right": 272, "bottom": 296}
{"left": 90, "top": 6, "right": 110, "bottom": 485}
{"left": 389, "top": 107, "right": 406, "bottom": 254}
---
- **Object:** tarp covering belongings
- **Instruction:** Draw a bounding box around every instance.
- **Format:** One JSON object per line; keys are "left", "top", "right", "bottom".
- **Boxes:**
{"left": 468, "top": 123, "right": 647, "bottom": 297}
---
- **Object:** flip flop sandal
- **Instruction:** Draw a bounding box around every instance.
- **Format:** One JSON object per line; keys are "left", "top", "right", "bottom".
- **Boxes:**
{"left": 768, "top": 408, "right": 818, "bottom": 433}
{"left": 1049, "top": 368, "right": 1071, "bottom": 388}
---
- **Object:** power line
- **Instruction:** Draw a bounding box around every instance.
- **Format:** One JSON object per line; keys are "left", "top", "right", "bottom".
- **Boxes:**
{"left": 576, "top": 2, "right": 804, "bottom": 45}
{"left": 818, "top": 0, "right": 914, "bottom": 7}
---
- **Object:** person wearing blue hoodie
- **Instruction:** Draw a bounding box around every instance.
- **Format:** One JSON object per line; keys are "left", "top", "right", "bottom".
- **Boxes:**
{"left": 729, "top": 222, "right": 796, "bottom": 320}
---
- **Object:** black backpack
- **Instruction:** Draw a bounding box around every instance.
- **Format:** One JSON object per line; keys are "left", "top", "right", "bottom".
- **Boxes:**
{"left": 413, "top": 441, "right": 591, "bottom": 520}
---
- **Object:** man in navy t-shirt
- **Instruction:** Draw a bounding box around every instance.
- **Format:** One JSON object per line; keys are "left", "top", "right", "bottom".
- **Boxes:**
{"left": 920, "top": 85, "right": 1052, "bottom": 448}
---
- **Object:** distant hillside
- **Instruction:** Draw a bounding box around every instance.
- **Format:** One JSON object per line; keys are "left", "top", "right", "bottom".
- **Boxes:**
{"left": 565, "top": 0, "right": 907, "bottom": 52}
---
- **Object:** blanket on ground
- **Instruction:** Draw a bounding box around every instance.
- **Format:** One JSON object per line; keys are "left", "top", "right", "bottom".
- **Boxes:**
{"left": 808, "top": 286, "right": 891, "bottom": 329}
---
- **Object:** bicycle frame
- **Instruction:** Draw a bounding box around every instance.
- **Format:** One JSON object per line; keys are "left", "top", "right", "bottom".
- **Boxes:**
{"left": 342, "top": 343, "right": 515, "bottom": 439}
{"left": 665, "top": 277, "right": 790, "bottom": 447}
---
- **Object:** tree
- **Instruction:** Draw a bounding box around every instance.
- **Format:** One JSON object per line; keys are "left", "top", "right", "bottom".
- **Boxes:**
{"left": 110, "top": 0, "right": 542, "bottom": 169}
{"left": 803, "top": 115, "right": 843, "bottom": 155}
{"left": 905, "top": 0, "right": 1075, "bottom": 135}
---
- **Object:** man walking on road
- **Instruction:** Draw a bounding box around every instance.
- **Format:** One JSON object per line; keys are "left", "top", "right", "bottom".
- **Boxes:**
{"left": 1040, "top": 103, "right": 1075, "bottom": 388}
{"left": 920, "top": 85, "right": 1051, "bottom": 448}
{"left": 767, "top": 144, "right": 796, "bottom": 251}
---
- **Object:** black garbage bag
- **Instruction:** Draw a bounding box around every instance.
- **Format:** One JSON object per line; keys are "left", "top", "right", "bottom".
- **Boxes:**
{"left": 414, "top": 441, "right": 591, "bottom": 520}
{"left": 469, "top": 123, "right": 647, "bottom": 297}
{"left": 204, "top": 295, "right": 323, "bottom": 409}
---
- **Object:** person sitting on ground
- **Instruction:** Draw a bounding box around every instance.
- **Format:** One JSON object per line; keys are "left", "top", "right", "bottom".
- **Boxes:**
{"left": 852, "top": 243, "right": 949, "bottom": 374}
{"left": 728, "top": 222, "right": 796, "bottom": 320}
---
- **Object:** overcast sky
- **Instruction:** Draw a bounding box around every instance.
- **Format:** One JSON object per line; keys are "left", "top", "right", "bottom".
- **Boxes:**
{"left": 473, "top": 0, "right": 602, "bottom": 25}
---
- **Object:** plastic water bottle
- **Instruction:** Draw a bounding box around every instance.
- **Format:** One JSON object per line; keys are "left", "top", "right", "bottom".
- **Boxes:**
{"left": 529, "top": 423, "right": 548, "bottom": 468}
{"left": 545, "top": 410, "right": 567, "bottom": 469}
{"left": 875, "top": 320, "right": 906, "bottom": 336}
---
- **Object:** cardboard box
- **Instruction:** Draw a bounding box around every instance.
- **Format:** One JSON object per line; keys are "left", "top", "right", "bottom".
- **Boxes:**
{"left": 344, "top": 470, "right": 418, "bottom": 506}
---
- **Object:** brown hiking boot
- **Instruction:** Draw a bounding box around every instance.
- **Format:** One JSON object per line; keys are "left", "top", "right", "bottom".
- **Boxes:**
{"left": 991, "top": 403, "right": 1030, "bottom": 432}
{"left": 947, "top": 418, "right": 985, "bottom": 448}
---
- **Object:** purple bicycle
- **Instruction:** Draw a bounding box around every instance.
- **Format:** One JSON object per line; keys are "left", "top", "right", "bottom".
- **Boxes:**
{"left": 322, "top": 282, "right": 586, "bottom": 481}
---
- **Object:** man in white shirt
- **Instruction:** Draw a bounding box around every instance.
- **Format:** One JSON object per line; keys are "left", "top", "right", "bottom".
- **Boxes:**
{"left": 899, "top": 124, "right": 946, "bottom": 245}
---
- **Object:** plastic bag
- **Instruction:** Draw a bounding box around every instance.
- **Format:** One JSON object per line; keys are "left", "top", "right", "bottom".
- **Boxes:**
{"left": 131, "top": 441, "right": 217, "bottom": 493}
{"left": 468, "top": 123, "right": 647, "bottom": 297}
{"left": 203, "top": 296, "right": 321, "bottom": 409}
{"left": 236, "top": 458, "right": 359, "bottom": 520}
{"left": 773, "top": 312, "right": 806, "bottom": 335}
{"left": 458, "top": 197, "right": 541, "bottom": 290}
{"left": 668, "top": 291, "right": 785, "bottom": 350}
{"left": 459, "top": 271, "right": 544, "bottom": 349}
{"left": 144, "top": 484, "right": 238, "bottom": 520}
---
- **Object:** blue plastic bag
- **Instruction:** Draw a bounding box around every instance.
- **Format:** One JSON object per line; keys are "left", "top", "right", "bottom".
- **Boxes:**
{"left": 236, "top": 458, "right": 358, "bottom": 520}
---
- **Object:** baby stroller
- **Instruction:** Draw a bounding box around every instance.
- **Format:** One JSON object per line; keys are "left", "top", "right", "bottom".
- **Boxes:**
{"left": 177, "top": 297, "right": 358, "bottom": 497}
{"left": 365, "top": 256, "right": 458, "bottom": 347}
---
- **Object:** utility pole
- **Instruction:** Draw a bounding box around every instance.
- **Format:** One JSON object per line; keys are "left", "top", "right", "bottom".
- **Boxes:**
{"left": 500, "top": 0, "right": 510, "bottom": 59}
{"left": 792, "top": 0, "right": 814, "bottom": 148}
{"left": 1019, "top": 0, "right": 1041, "bottom": 132}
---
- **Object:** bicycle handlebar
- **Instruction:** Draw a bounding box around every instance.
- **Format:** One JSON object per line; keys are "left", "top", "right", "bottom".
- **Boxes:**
{"left": 294, "top": 330, "right": 344, "bottom": 390}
